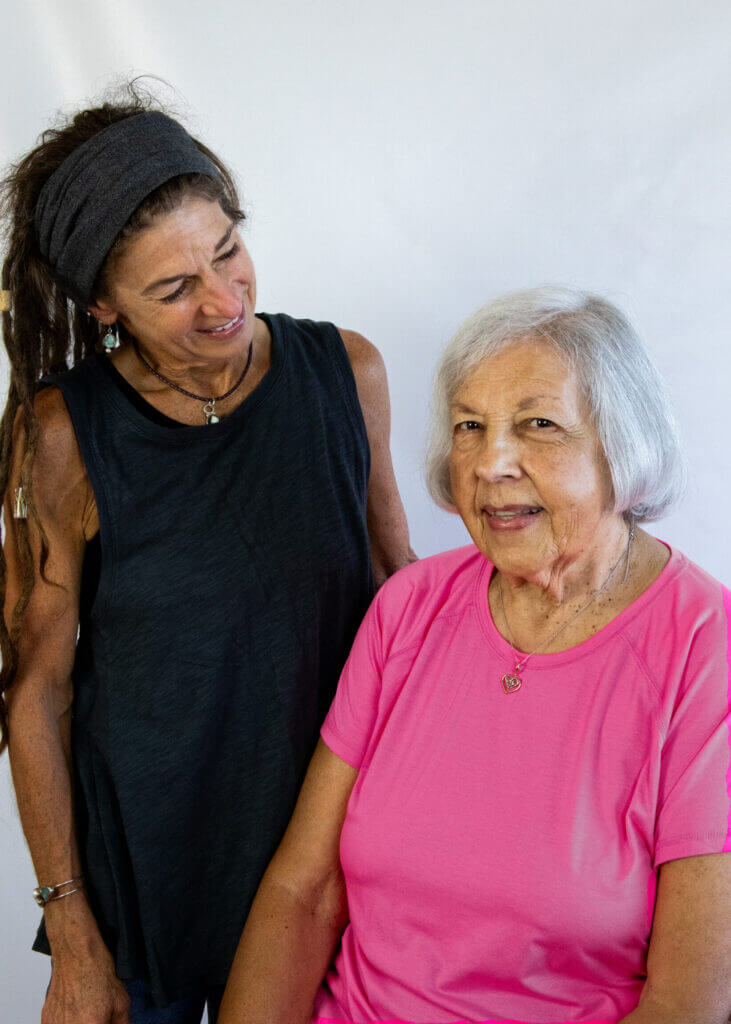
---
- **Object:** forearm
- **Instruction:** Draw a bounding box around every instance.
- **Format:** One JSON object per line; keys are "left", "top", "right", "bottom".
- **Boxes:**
{"left": 368, "top": 500, "right": 417, "bottom": 589}
{"left": 8, "top": 687, "right": 106, "bottom": 956}
{"left": 218, "top": 872, "right": 348, "bottom": 1024}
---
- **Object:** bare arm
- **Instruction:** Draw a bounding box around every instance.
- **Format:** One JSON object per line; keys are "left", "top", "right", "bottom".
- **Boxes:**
{"left": 4, "top": 389, "right": 129, "bottom": 1024}
{"left": 218, "top": 739, "right": 358, "bottom": 1024}
{"left": 619, "top": 854, "right": 731, "bottom": 1024}
{"left": 339, "top": 329, "right": 417, "bottom": 586}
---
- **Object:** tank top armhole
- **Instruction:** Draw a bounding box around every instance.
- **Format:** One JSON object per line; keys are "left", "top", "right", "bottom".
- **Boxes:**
{"left": 80, "top": 533, "right": 102, "bottom": 619}
{"left": 316, "top": 321, "right": 371, "bottom": 466}
{"left": 37, "top": 362, "right": 118, "bottom": 624}
{"left": 33, "top": 376, "right": 105, "bottom": 621}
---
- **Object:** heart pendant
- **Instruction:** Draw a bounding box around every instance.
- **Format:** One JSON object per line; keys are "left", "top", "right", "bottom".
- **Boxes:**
{"left": 501, "top": 673, "right": 522, "bottom": 694}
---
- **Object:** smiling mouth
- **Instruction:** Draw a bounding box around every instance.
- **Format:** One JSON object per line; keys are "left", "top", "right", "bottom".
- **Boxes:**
{"left": 199, "top": 309, "right": 245, "bottom": 335}
{"left": 484, "top": 506, "right": 543, "bottom": 520}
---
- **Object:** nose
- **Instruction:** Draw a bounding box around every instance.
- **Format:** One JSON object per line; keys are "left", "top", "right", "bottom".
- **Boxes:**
{"left": 199, "top": 274, "right": 242, "bottom": 320}
{"left": 474, "top": 429, "right": 522, "bottom": 482}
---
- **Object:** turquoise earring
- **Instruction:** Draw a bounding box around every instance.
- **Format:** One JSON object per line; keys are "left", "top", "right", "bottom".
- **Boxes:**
{"left": 102, "top": 323, "right": 121, "bottom": 353}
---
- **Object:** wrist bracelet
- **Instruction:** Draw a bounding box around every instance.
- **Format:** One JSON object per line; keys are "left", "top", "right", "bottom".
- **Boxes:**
{"left": 33, "top": 875, "right": 85, "bottom": 908}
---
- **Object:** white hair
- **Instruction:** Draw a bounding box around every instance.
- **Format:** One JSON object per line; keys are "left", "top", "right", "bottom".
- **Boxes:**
{"left": 426, "top": 286, "right": 687, "bottom": 523}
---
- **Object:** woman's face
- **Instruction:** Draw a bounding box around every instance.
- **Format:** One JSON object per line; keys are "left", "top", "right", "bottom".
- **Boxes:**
{"left": 449, "top": 338, "right": 617, "bottom": 581}
{"left": 90, "top": 195, "right": 256, "bottom": 368}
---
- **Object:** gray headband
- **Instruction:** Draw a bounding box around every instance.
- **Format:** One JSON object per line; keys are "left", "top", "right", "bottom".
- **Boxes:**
{"left": 35, "top": 111, "right": 220, "bottom": 304}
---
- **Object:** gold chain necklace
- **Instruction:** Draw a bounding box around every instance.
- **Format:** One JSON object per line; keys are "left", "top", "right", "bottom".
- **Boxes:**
{"left": 497, "top": 524, "right": 634, "bottom": 694}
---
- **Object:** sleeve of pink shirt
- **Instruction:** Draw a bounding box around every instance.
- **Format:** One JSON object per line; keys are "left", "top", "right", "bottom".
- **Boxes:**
{"left": 320, "top": 584, "right": 386, "bottom": 770}
{"left": 653, "top": 583, "right": 731, "bottom": 867}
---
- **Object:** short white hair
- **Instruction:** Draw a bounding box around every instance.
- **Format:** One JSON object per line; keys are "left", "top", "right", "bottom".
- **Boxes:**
{"left": 426, "top": 286, "right": 686, "bottom": 523}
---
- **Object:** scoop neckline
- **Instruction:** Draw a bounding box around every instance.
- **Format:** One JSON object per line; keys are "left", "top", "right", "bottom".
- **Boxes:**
{"left": 92, "top": 312, "right": 284, "bottom": 444}
{"left": 474, "top": 542, "right": 685, "bottom": 668}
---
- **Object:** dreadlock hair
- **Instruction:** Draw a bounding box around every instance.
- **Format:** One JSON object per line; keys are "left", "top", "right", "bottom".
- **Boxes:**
{"left": 0, "top": 83, "right": 245, "bottom": 753}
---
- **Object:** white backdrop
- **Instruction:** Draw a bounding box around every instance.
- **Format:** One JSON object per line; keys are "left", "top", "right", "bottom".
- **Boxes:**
{"left": 1, "top": 1, "right": 730, "bottom": 1019}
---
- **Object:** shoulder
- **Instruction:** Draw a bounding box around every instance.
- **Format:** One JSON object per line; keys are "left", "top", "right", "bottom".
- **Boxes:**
{"left": 673, "top": 549, "right": 728, "bottom": 602}
{"left": 368, "top": 544, "right": 485, "bottom": 653}
{"left": 11, "top": 386, "right": 89, "bottom": 521}
{"left": 269, "top": 315, "right": 385, "bottom": 390}
{"left": 274, "top": 315, "right": 384, "bottom": 381}
{"left": 673, "top": 553, "right": 730, "bottom": 681}
{"left": 337, "top": 328, "right": 384, "bottom": 374}
{"left": 31, "top": 385, "right": 75, "bottom": 444}
{"left": 31, "top": 386, "right": 82, "bottom": 464}
{"left": 627, "top": 544, "right": 727, "bottom": 631}
{"left": 9, "top": 386, "right": 80, "bottom": 473}
{"left": 337, "top": 328, "right": 387, "bottom": 400}
{"left": 334, "top": 329, "right": 390, "bottom": 438}
{"left": 655, "top": 547, "right": 728, "bottom": 635}
{"left": 628, "top": 546, "right": 729, "bottom": 710}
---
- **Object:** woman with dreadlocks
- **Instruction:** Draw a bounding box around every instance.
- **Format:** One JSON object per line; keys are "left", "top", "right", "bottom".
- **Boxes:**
{"left": 0, "top": 89, "right": 414, "bottom": 1024}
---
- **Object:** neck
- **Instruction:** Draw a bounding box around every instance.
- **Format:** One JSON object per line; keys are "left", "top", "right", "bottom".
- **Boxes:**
{"left": 497, "top": 516, "right": 632, "bottom": 611}
{"left": 134, "top": 341, "right": 251, "bottom": 399}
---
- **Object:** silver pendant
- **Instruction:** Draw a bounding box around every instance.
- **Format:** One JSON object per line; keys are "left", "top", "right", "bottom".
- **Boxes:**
{"left": 501, "top": 672, "right": 522, "bottom": 694}
{"left": 203, "top": 401, "right": 220, "bottom": 425}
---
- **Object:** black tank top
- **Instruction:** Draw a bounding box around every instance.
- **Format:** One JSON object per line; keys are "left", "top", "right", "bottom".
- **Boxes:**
{"left": 78, "top": 356, "right": 186, "bottom": 617}
{"left": 34, "top": 314, "right": 374, "bottom": 1007}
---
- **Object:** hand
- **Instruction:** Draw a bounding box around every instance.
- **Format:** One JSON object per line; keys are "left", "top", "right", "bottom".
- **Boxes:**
{"left": 41, "top": 949, "right": 131, "bottom": 1024}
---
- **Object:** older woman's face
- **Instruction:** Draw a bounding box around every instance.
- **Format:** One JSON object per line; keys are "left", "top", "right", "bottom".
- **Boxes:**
{"left": 92, "top": 195, "right": 256, "bottom": 366}
{"left": 449, "top": 339, "right": 615, "bottom": 579}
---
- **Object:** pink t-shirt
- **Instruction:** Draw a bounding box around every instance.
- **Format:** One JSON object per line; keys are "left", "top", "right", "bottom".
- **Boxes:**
{"left": 314, "top": 544, "right": 731, "bottom": 1024}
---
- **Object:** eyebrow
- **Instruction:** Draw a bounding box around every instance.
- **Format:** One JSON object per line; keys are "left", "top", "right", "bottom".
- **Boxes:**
{"left": 515, "top": 394, "right": 559, "bottom": 410}
{"left": 450, "top": 395, "right": 559, "bottom": 414}
{"left": 142, "top": 222, "right": 236, "bottom": 295}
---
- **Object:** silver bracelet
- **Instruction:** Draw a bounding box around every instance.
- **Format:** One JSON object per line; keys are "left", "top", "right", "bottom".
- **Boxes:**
{"left": 33, "top": 875, "right": 85, "bottom": 907}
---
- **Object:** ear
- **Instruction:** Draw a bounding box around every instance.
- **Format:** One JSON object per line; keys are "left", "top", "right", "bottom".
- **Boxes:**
{"left": 87, "top": 297, "right": 118, "bottom": 325}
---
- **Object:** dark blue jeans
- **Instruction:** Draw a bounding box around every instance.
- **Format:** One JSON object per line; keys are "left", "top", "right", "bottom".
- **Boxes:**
{"left": 125, "top": 979, "right": 225, "bottom": 1023}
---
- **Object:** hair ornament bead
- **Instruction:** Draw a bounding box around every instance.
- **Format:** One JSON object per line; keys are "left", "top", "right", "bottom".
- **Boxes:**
{"left": 12, "top": 487, "right": 28, "bottom": 520}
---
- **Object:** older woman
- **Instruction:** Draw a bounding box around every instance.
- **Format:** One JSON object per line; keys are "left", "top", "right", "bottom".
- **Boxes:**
{"left": 219, "top": 287, "right": 731, "bottom": 1024}
{"left": 0, "top": 92, "right": 413, "bottom": 1024}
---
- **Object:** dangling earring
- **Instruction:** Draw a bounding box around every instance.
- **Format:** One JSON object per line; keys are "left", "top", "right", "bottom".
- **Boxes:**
{"left": 623, "top": 515, "right": 636, "bottom": 584}
{"left": 102, "top": 322, "right": 121, "bottom": 354}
